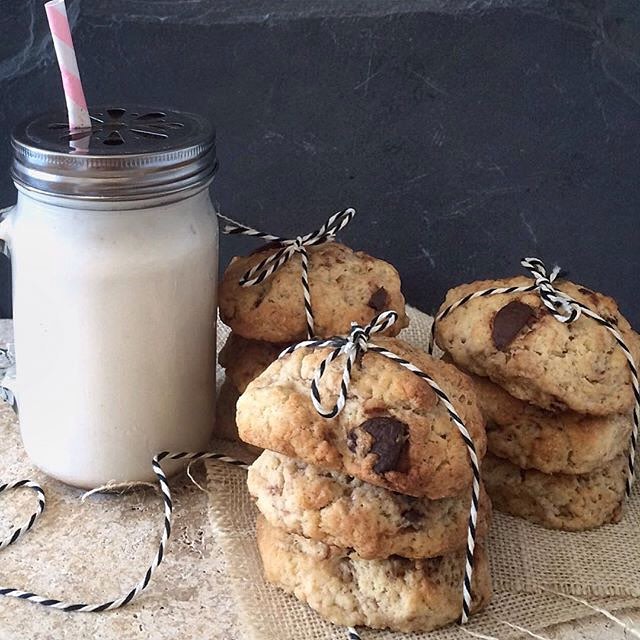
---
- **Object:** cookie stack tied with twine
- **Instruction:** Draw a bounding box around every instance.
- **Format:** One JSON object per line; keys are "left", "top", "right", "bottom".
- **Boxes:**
{"left": 433, "top": 258, "right": 640, "bottom": 531}
{"left": 237, "top": 311, "right": 493, "bottom": 633}
{"left": 216, "top": 209, "right": 409, "bottom": 446}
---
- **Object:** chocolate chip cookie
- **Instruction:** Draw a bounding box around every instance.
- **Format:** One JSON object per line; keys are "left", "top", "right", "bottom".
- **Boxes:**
{"left": 435, "top": 277, "right": 640, "bottom": 415}
{"left": 215, "top": 379, "right": 241, "bottom": 442}
{"left": 248, "top": 450, "right": 491, "bottom": 559}
{"left": 469, "top": 372, "right": 632, "bottom": 475}
{"left": 483, "top": 452, "right": 627, "bottom": 530}
{"left": 256, "top": 515, "right": 492, "bottom": 633}
{"left": 215, "top": 380, "right": 263, "bottom": 456}
{"left": 218, "top": 333, "right": 283, "bottom": 394}
{"left": 219, "top": 242, "right": 408, "bottom": 342}
{"left": 237, "top": 337, "right": 487, "bottom": 499}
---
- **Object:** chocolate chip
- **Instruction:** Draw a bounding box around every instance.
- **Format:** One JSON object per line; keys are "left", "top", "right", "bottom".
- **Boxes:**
{"left": 367, "top": 287, "right": 389, "bottom": 312}
{"left": 492, "top": 301, "right": 537, "bottom": 351}
{"left": 347, "top": 429, "right": 358, "bottom": 453}
{"left": 577, "top": 291, "right": 619, "bottom": 326}
{"left": 577, "top": 286, "right": 601, "bottom": 306}
{"left": 364, "top": 402, "right": 388, "bottom": 416}
{"left": 360, "top": 416, "right": 409, "bottom": 474}
{"left": 252, "top": 289, "right": 268, "bottom": 309}
{"left": 394, "top": 445, "right": 412, "bottom": 474}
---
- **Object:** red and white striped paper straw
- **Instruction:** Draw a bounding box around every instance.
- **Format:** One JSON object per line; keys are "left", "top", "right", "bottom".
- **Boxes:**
{"left": 44, "top": 0, "right": 91, "bottom": 130}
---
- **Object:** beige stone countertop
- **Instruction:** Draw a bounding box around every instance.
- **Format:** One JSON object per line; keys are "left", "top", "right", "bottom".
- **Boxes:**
{"left": 0, "top": 398, "right": 240, "bottom": 640}
{"left": 0, "top": 319, "right": 637, "bottom": 640}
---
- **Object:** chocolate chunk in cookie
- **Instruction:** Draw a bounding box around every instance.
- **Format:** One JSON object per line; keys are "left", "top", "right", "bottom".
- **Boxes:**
{"left": 491, "top": 301, "right": 537, "bottom": 351}
{"left": 401, "top": 508, "right": 423, "bottom": 527}
{"left": 361, "top": 416, "right": 409, "bottom": 474}
{"left": 368, "top": 287, "right": 389, "bottom": 312}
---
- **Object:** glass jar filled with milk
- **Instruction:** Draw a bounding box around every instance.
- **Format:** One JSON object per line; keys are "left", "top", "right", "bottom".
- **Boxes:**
{"left": 0, "top": 106, "right": 218, "bottom": 488}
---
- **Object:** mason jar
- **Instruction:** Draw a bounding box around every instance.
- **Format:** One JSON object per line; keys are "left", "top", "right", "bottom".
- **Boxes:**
{"left": 0, "top": 106, "right": 218, "bottom": 488}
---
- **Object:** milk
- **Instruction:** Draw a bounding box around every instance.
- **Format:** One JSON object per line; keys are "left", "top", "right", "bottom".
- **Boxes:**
{"left": 0, "top": 186, "right": 218, "bottom": 488}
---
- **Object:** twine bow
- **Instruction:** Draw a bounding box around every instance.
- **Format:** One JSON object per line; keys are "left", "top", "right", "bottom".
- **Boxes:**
{"left": 520, "top": 257, "right": 580, "bottom": 323}
{"left": 430, "top": 256, "right": 639, "bottom": 497}
{"left": 281, "top": 310, "right": 396, "bottom": 418}
{"left": 281, "top": 311, "right": 482, "bottom": 624}
{"left": 219, "top": 208, "right": 356, "bottom": 338}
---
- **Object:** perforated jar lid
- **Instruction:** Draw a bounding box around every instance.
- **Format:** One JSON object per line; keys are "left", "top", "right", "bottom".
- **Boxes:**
{"left": 11, "top": 105, "right": 217, "bottom": 200}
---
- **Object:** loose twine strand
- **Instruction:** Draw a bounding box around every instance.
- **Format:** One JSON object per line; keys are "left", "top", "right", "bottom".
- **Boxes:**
{"left": 497, "top": 620, "right": 551, "bottom": 640}
{"left": 0, "top": 452, "right": 248, "bottom": 611}
{"left": 80, "top": 481, "right": 157, "bottom": 502}
{"left": 541, "top": 588, "right": 640, "bottom": 639}
{"left": 0, "top": 480, "right": 45, "bottom": 551}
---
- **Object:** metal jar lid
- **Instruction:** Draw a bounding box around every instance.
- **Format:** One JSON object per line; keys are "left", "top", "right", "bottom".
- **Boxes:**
{"left": 11, "top": 105, "right": 217, "bottom": 200}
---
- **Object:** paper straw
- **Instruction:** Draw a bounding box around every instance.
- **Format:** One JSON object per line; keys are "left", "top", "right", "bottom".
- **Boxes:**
{"left": 44, "top": 0, "right": 91, "bottom": 130}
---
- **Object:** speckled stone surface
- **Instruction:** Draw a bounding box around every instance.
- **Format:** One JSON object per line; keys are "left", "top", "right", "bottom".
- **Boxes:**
{"left": 0, "top": 318, "right": 638, "bottom": 640}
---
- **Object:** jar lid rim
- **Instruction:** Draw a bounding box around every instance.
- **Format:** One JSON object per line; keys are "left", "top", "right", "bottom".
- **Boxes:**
{"left": 11, "top": 105, "right": 217, "bottom": 200}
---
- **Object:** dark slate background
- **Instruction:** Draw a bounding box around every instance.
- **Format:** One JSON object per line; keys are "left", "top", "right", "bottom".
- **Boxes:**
{"left": 1, "top": 0, "right": 639, "bottom": 325}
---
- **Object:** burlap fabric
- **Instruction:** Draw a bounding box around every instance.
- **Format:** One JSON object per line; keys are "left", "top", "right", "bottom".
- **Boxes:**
{"left": 207, "top": 307, "right": 640, "bottom": 639}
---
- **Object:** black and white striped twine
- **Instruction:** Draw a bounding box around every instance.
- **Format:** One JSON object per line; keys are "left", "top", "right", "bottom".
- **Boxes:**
{"left": 218, "top": 208, "right": 356, "bottom": 339}
{"left": 281, "top": 310, "right": 482, "bottom": 624}
{"left": 429, "top": 256, "right": 639, "bottom": 497}
{"left": 0, "top": 451, "right": 248, "bottom": 611}
{"left": 0, "top": 479, "right": 45, "bottom": 551}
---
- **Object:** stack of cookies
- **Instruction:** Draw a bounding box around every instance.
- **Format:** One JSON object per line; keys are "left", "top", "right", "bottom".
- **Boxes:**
{"left": 216, "top": 241, "right": 409, "bottom": 444}
{"left": 237, "top": 338, "right": 493, "bottom": 633}
{"left": 435, "top": 276, "right": 640, "bottom": 531}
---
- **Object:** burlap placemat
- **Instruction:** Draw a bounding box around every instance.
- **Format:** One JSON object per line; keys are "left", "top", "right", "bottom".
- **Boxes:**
{"left": 207, "top": 307, "right": 640, "bottom": 639}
